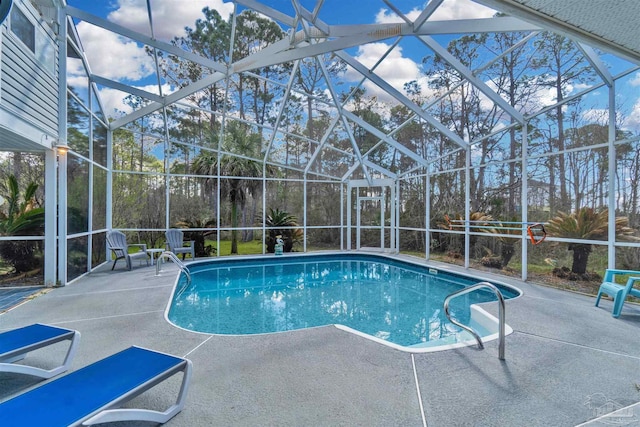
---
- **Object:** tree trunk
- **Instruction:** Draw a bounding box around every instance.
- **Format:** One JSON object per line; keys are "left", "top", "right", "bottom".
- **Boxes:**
{"left": 12, "top": 152, "right": 22, "bottom": 182}
{"left": 230, "top": 188, "right": 239, "bottom": 254}
{"left": 548, "top": 151, "right": 556, "bottom": 214}
{"left": 569, "top": 243, "right": 591, "bottom": 274}
{"left": 555, "top": 66, "right": 569, "bottom": 211}
{"left": 501, "top": 243, "right": 515, "bottom": 268}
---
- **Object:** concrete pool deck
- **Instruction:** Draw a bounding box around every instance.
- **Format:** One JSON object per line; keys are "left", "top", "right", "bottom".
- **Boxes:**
{"left": 0, "top": 256, "right": 639, "bottom": 426}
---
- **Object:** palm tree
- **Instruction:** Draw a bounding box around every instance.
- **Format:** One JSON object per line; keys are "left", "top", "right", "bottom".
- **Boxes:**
{"left": 0, "top": 175, "right": 45, "bottom": 273}
{"left": 174, "top": 218, "right": 217, "bottom": 257}
{"left": 263, "top": 208, "right": 301, "bottom": 253}
{"left": 192, "top": 121, "right": 265, "bottom": 254}
{"left": 437, "top": 212, "right": 493, "bottom": 259}
{"left": 546, "top": 207, "right": 637, "bottom": 274}
{"left": 482, "top": 217, "right": 522, "bottom": 268}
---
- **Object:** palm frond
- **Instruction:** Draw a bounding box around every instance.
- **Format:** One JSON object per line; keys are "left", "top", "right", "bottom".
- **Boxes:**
{"left": 546, "top": 207, "right": 636, "bottom": 240}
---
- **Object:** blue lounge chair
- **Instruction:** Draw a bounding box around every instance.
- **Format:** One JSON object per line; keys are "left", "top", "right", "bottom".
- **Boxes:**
{"left": 0, "top": 323, "right": 80, "bottom": 379}
{"left": 595, "top": 269, "right": 640, "bottom": 317}
{"left": 0, "top": 346, "right": 192, "bottom": 426}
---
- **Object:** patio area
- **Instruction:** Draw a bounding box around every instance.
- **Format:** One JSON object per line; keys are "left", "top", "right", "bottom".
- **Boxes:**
{"left": 0, "top": 287, "right": 44, "bottom": 313}
{"left": 1, "top": 257, "right": 639, "bottom": 426}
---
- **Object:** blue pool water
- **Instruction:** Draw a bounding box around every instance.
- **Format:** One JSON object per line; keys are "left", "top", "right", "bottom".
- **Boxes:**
{"left": 166, "top": 254, "right": 520, "bottom": 349}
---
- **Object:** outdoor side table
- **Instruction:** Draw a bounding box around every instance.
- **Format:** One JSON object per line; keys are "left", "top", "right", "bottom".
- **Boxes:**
{"left": 147, "top": 248, "right": 166, "bottom": 266}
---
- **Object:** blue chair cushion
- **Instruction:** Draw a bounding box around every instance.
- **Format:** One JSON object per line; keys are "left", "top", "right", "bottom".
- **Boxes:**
{"left": 0, "top": 346, "right": 185, "bottom": 426}
{"left": 0, "top": 324, "right": 74, "bottom": 358}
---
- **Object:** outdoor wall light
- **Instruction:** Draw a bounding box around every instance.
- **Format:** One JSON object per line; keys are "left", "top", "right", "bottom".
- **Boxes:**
{"left": 54, "top": 139, "right": 69, "bottom": 155}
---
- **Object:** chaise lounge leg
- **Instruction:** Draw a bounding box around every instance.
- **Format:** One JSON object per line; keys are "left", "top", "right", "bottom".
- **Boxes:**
{"left": 82, "top": 358, "right": 192, "bottom": 426}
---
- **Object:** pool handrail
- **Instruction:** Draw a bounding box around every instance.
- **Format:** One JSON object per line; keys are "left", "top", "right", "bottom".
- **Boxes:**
{"left": 444, "top": 281, "right": 506, "bottom": 360}
{"left": 155, "top": 251, "right": 192, "bottom": 293}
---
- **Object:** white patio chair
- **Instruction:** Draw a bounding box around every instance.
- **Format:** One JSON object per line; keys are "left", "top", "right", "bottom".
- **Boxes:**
{"left": 165, "top": 229, "right": 195, "bottom": 260}
{"left": 106, "top": 230, "right": 149, "bottom": 270}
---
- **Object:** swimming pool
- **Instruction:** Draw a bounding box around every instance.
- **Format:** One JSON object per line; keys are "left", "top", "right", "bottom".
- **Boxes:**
{"left": 166, "top": 253, "right": 520, "bottom": 352}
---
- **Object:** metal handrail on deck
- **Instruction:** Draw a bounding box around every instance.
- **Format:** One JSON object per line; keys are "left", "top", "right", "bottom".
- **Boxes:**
{"left": 444, "top": 281, "right": 506, "bottom": 360}
{"left": 156, "top": 251, "right": 192, "bottom": 298}
{"left": 155, "top": 251, "right": 192, "bottom": 284}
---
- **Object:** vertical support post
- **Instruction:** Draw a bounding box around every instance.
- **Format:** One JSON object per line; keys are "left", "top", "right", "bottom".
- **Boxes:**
{"left": 87, "top": 159, "right": 94, "bottom": 271}
{"left": 521, "top": 122, "right": 529, "bottom": 281}
{"left": 262, "top": 165, "right": 266, "bottom": 255}
{"left": 163, "top": 106, "right": 171, "bottom": 233}
{"left": 425, "top": 170, "right": 430, "bottom": 260}
{"left": 380, "top": 190, "right": 385, "bottom": 249}
{"left": 106, "top": 130, "right": 112, "bottom": 266}
{"left": 393, "top": 180, "right": 399, "bottom": 253}
{"left": 57, "top": 151, "right": 67, "bottom": 285}
{"left": 57, "top": 5, "right": 68, "bottom": 285}
{"left": 607, "top": 82, "right": 616, "bottom": 268}
{"left": 346, "top": 182, "right": 352, "bottom": 251}
{"left": 44, "top": 149, "right": 57, "bottom": 287}
{"left": 87, "top": 95, "right": 94, "bottom": 272}
{"left": 303, "top": 173, "right": 308, "bottom": 253}
{"left": 340, "top": 183, "right": 344, "bottom": 251}
{"left": 464, "top": 146, "right": 471, "bottom": 269}
{"left": 356, "top": 193, "right": 361, "bottom": 250}
{"left": 106, "top": 130, "right": 113, "bottom": 230}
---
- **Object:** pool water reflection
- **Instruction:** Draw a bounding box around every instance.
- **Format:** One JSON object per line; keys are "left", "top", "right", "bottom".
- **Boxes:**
{"left": 166, "top": 254, "right": 520, "bottom": 349}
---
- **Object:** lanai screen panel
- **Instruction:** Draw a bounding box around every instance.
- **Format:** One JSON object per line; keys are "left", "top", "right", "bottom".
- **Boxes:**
{"left": 55, "top": 0, "right": 640, "bottom": 274}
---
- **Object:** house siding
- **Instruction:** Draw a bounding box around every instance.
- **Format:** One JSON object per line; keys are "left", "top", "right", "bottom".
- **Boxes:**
{"left": 1, "top": 0, "right": 58, "bottom": 137}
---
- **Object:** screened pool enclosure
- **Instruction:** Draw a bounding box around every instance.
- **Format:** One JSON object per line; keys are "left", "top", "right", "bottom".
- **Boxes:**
{"left": 1, "top": 0, "right": 639, "bottom": 287}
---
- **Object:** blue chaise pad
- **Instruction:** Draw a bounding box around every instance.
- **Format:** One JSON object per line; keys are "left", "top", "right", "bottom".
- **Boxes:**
{"left": 0, "top": 324, "right": 73, "bottom": 356}
{"left": 0, "top": 346, "right": 184, "bottom": 427}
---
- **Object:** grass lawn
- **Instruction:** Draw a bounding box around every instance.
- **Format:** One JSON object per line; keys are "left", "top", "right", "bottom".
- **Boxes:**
{"left": 203, "top": 240, "right": 333, "bottom": 256}
{"left": 209, "top": 239, "right": 265, "bottom": 256}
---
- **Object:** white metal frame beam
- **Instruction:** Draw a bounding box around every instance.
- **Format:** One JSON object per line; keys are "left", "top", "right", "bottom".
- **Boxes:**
{"left": 65, "top": 6, "right": 227, "bottom": 73}
{"left": 110, "top": 71, "right": 227, "bottom": 129}
{"left": 336, "top": 50, "right": 468, "bottom": 149}
{"left": 419, "top": 35, "right": 525, "bottom": 124}
{"left": 234, "top": 0, "right": 297, "bottom": 27}
{"left": 342, "top": 110, "right": 430, "bottom": 169}
{"left": 91, "top": 74, "right": 164, "bottom": 104}
{"left": 291, "top": 0, "right": 330, "bottom": 35}
{"left": 262, "top": 60, "right": 301, "bottom": 163}
{"left": 232, "top": 18, "right": 538, "bottom": 74}
{"left": 577, "top": 43, "right": 613, "bottom": 87}
{"left": 413, "top": 0, "right": 444, "bottom": 31}
{"left": 74, "top": 0, "right": 539, "bottom": 136}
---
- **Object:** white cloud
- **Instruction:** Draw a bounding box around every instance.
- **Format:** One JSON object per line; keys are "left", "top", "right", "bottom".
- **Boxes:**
{"left": 375, "top": 7, "right": 422, "bottom": 23}
{"left": 375, "top": 0, "right": 495, "bottom": 23}
{"left": 630, "top": 72, "right": 640, "bottom": 86}
{"left": 344, "top": 43, "right": 423, "bottom": 104}
{"left": 74, "top": 1, "right": 235, "bottom": 81}
{"left": 98, "top": 88, "right": 133, "bottom": 118}
{"left": 76, "top": 22, "right": 156, "bottom": 81}
{"left": 369, "top": 0, "right": 497, "bottom": 107}
{"left": 429, "top": 0, "right": 496, "bottom": 20}
{"left": 66, "top": 57, "right": 89, "bottom": 90}
{"left": 108, "top": 0, "right": 234, "bottom": 41}
{"left": 623, "top": 99, "right": 640, "bottom": 131}
{"left": 72, "top": 1, "right": 233, "bottom": 117}
{"left": 99, "top": 83, "right": 173, "bottom": 119}
{"left": 581, "top": 108, "right": 610, "bottom": 125}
